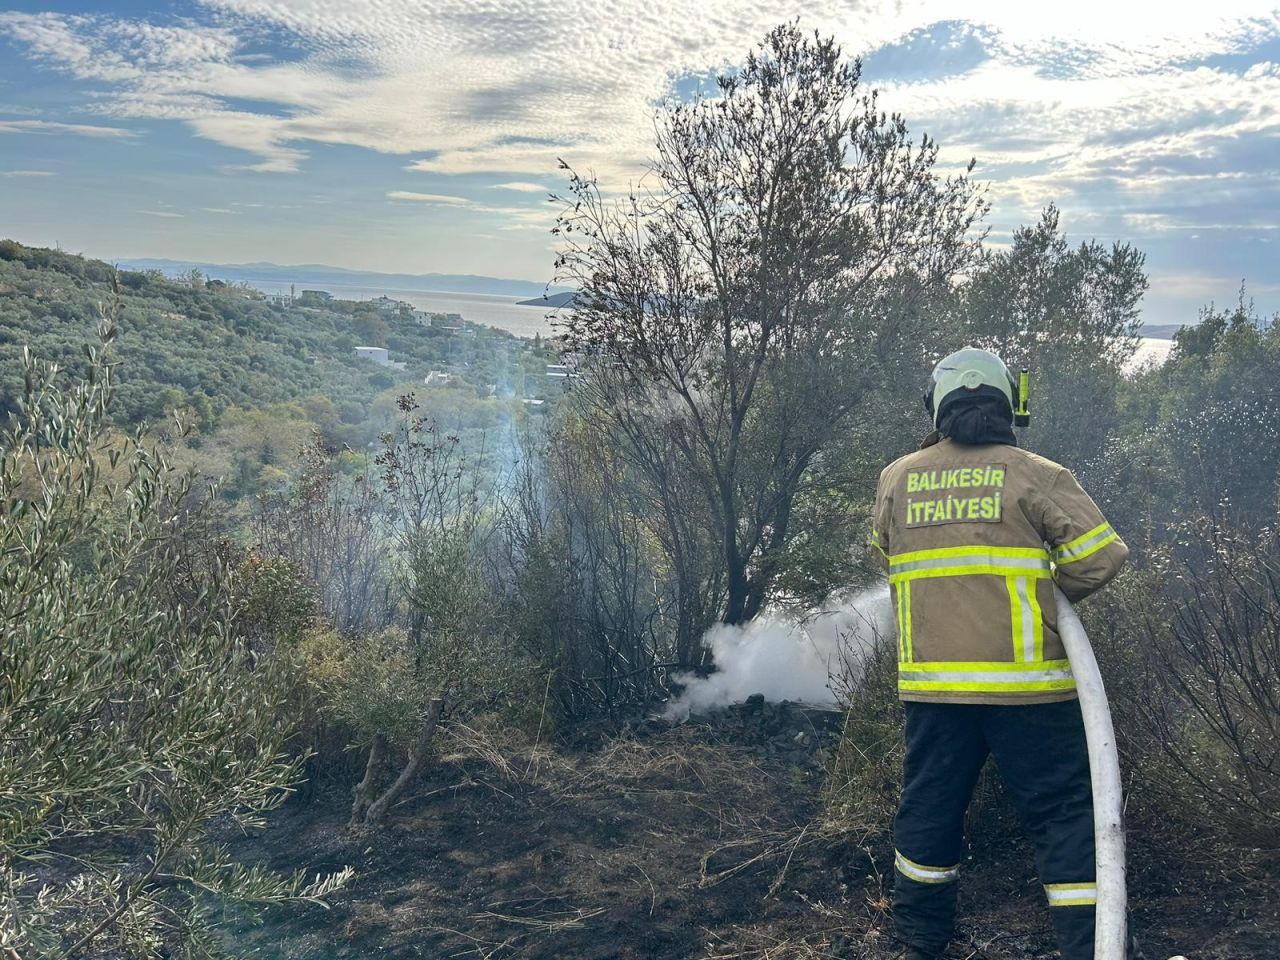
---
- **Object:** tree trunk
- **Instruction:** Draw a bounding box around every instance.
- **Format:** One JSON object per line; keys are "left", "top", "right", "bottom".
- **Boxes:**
{"left": 723, "top": 551, "right": 751, "bottom": 626}
{"left": 364, "top": 698, "right": 444, "bottom": 825}
{"left": 349, "top": 732, "right": 387, "bottom": 828}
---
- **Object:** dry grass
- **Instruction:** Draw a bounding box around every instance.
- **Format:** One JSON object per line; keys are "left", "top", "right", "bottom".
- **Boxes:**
{"left": 438, "top": 716, "right": 572, "bottom": 786}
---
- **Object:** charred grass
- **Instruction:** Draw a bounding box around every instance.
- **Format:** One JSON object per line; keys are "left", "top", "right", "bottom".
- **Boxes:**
{"left": 225, "top": 707, "right": 1278, "bottom": 960}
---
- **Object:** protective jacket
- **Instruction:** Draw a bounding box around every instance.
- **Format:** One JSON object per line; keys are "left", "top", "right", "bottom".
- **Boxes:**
{"left": 873, "top": 436, "right": 1128, "bottom": 704}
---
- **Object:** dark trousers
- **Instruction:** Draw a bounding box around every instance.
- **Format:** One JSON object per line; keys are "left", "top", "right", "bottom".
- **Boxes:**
{"left": 892, "top": 700, "right": 1099, "bottom": 960}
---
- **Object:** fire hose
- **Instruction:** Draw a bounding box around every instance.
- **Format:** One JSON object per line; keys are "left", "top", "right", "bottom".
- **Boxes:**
{"left": 1053, "top": 586, "right": 1128, "bottom": 960}
{"left": 1054, "top": 586, "right": 1186, "bottom": 960}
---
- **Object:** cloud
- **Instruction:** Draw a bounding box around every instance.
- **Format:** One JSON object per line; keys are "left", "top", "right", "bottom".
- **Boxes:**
{"left": 137, "top": 210, "right": 184, "bottom": 217}
{"left": 386, "top": 190, "right": 471, "bottom": 205}
{"left": 201, "top": 207, "right": 237, "bottom": 213}
{"left": 0, "top": 118, "right": 135, "bottom": 137}
{"left": 3, "top": 4, "right": 1276, "bottom": 192}
{"left": 492, "top": 181, "right": 551, "bottom": 193}
{"left": 1, "top": 1, "right": 1278, "bottom": 268}
{"left": 0, "top": 169, "right": 56, "bottom": 176}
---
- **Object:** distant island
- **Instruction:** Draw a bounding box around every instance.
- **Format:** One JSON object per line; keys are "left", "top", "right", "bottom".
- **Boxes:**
{"left": 117, "top": 257, "right": 574, "bottom": 300}
{"left": 516, "top": 291, "right": 578, "bottom": 308}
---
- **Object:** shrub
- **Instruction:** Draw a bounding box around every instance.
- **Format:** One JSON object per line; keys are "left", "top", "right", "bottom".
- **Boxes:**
{"left": 1136, "top": 520, "right": 1280, "bottom": 852}
{"left": 823, "top": 633, "right": 903, "bottom": 831}
{"left": 0, "top": 325, "right": 349, "bottom": 957}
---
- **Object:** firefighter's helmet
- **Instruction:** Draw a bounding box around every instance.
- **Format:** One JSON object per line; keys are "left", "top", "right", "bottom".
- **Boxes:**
{"left": 924, "top": 348, "right": 1020, "bottom": 427}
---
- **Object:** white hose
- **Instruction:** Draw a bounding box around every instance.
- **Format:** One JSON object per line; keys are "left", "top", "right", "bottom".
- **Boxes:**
{"left": 1053, "top": 586, "right": 1127, "bottom": 960}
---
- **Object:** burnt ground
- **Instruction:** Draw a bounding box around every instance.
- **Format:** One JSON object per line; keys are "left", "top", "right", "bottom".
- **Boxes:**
{"left": 225, "top": 702, "right": 1279, "bottom": 960}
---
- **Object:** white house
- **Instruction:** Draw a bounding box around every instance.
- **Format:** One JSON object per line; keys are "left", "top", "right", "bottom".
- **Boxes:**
{"left": 354, "top": 346, "right": 390, "bottom": 365}
{"left": 370, "top": 295, "right": 412, "bottom": 312}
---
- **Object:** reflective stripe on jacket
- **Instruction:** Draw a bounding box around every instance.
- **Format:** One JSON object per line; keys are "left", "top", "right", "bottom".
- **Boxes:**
{"left": 872, "top": 437, "right": 1128, "bottom": 705}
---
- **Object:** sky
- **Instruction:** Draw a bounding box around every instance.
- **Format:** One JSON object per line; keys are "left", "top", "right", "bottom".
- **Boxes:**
{"left": 0, "top": 1, "right": 1277, "bottom": 326}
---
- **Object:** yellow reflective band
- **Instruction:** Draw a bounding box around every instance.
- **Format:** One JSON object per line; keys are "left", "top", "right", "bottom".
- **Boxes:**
{"left": 903, "top": 659, "right": 1073, "bottom": 672}
{"left": 898, "top": 659, "right": 1076, "bottom": 694}
{"left": 889, "top": 544, "right": 1051, "bottom": 564}
{"left": 1058, "top": 522, "right": 1109, "bottom": 554}
{"left": 895, "top": 850, "right": 959, "bottom": 884}
{"left": 896, "top": 584, "right": 906, "bottom": 661}
{"left": 1053, "top": 524, "right": 1118, "bottom": 565}
{"left": 1008, "top": 575, "right": 1025, "bottom": 661}
{"left": 1007, "top": 575, "right": 1044, "bottom": 663}
{"left": 871, "top": 528, "right": 889, "bottom": 559}
{"left": 1045, "top": 882, "right": 1098, "bottom": 907}
{"left": 900, "top": 679, "right": 1077, "bottom": 693}
{"left": 1027, "top": 575, "right": 1044, "bottom": 662}
{"left": 890, "top": 562, "right": 1052, "bottom": 584}
{"left": 902, "top": 581, "right": 913, "bottom": 662}
{"left": 888, "top": 545, "right": 1051, "bottom": 583}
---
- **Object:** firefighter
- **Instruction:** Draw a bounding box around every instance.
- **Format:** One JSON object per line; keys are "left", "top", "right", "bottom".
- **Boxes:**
{"left": 871, "top": 348, "right": 1134, "bottom": 960}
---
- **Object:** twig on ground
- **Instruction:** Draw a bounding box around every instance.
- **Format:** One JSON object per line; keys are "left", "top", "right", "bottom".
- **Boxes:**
{"left": 767, "top": 822, "right": 811, "bottom": 898}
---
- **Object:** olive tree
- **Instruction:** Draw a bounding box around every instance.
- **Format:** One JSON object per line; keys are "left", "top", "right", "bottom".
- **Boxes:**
{"left": 553, "top": 25, "right": 986, "bottom": 643}
{"left": 289, "top": 396, "right": 521, "bottom": 828}
{"left": 0, "top": 324, "right": 348, "bottom": 958}
{"left": 949, "top": 206, "right": 1148, "bottom": 474}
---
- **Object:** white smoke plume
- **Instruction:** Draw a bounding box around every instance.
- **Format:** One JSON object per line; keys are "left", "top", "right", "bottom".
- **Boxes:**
{"left": 663, "top": 585, "right": 893, "bottom": 720}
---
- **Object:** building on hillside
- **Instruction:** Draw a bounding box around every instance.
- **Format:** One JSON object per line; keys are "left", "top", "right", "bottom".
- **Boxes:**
{"left": 424, "top": 370, "right": 453, "bottom": 386}
{"left": 300, "top": 289, "right": 332, "bottom": 300}
{"left": 353, "top": 346, "right": 390, "bottom": 365}
{"left": 370, "top": 295, "right": 413, "bottom": 312}
{"left": 265, "top": 292, "right": 294, "bottom": 306}
{"left": 545, "top": 363, "right": 581, "bottom": 387}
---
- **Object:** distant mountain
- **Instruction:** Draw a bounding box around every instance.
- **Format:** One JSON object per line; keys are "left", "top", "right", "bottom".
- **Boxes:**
{"left": 1139, "top": 323, "right": 1186, "bottom": 341}
{"left": 117, "top": 258, "right": 572, "bottom": 299}
{"left": 517, "top": 291, "right": 578, "bottom": 308}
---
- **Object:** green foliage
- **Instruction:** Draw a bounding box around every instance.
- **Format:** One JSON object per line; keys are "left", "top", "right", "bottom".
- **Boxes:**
{"left": 235, "top": 551, "right": 320, "bottom": 646}
{"left": 1092, "top": 299, "right": 1279, "bottom": 551}
{"left": 297, "top": 625, "right": 430, "bottom": 747}
{"left": 0, "top": 239, "right": 560, "bottom": 506}
{"left": 948, "top": 205, "right": 1148, "bottom": 472}
{"left": 0, "top": 324, "right": 349, "bottom": 957}
{"left": 823, "top": 636, "right": 903, "bottom": 829}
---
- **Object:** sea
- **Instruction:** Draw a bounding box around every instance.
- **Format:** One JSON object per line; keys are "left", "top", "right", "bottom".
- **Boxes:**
{"left": 254, "top": 280, "right": 1178, "bottom": 364}
{"left": 256, "top": 283, "right": 561, "bottom": 339}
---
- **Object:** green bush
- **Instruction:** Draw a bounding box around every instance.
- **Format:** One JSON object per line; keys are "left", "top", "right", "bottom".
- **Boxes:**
{"left": 0, "top": 325, "right": 349, "bottom": 958}
{"left": 823, "top": 635, "right": 903, "bottom": 831}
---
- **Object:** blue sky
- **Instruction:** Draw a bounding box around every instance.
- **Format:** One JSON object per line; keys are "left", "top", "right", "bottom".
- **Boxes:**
{"left": 1, "top": 1, "right": 1277, "bottom": 327}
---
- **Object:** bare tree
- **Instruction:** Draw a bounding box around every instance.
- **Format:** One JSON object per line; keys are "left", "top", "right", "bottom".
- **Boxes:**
{"left": 553, "top": 25, "right": 986, "bottom": 636}
{"left": 253, "top": 435, "right": 391, "bottom": 634}
{"left": 1138, "top": 519, "right": 1280, "bottom": 848}
{"left": 493, "top": 419, "right": 667, "bottom": 718}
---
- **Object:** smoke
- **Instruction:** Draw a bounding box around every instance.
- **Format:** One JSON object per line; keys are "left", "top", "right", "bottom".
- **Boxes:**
{"left": 663, "top": 585, "right": 893, "bottom": 720}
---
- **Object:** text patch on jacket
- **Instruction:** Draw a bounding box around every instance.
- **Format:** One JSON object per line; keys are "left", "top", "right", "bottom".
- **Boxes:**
{"left": 904, "top": 464, "right": 1006, "bottom": 528}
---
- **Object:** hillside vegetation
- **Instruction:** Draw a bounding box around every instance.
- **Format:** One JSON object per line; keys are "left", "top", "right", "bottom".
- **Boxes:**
{"left": 0, "top": 239, "right": 562, "bottom": 508}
